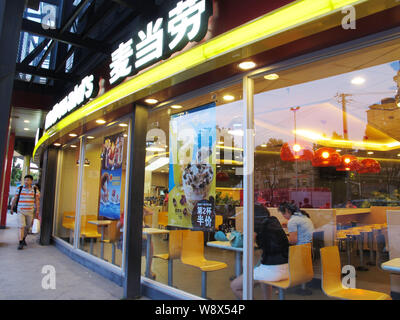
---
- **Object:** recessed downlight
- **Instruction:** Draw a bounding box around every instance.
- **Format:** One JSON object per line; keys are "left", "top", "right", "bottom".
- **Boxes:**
{"left": 24, "top": 120, "right": 30, "bottom": 123}
{"left": 53, "top": 143, "right": 61, "bottom": 147}
{"left": 223, "top": 95, "right": 235, "bottom": 101}
{"left": 170, "top": 105, "right": 183, "bottom": 109}
{"left": 367, "top": 151, "right": 374, "bottom": 155}
{"left": 24, "top": 128, "right": 29, "bottom": 131}
{"left": 70, "top": 145, "right": 77, "bottom": 148}
{"left": 351, "top": 76, "right": 365, "bottom": 85}
{"left": 96, "top": 119, "right": 106, "bottom": 124}
{"left": 69, "top": 133, "right": 78, "bottom": 137}
{"left": 238, "top": 61, "right": 256, "bottom": 70}
{"left": 119, "top": 123, "right": 128, "bottom": 127}
{"left": 87, "top": 136, "right": 95, "bottom": 139}
{"left": 264, "top": 73, "right": 279, "bottom": 80}
{"left": 145, "top": 98, "right": 158, "bottom": 105}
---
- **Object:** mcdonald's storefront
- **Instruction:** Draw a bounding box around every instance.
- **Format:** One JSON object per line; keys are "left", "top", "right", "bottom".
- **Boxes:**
{"left": 34, "top": 0, "right": 400, "bottom": 300}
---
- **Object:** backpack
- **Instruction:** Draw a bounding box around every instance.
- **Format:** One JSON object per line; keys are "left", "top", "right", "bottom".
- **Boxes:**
{"left": 12, "top": 186, "right": 37, "bottom": 213}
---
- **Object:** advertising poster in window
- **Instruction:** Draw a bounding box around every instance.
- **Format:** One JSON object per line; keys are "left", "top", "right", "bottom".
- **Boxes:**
{"left": 99, "top": 133, "right": 124, "bottom": 219}
{"left": 168, "top": 103, "right": 216, "bottom": 231}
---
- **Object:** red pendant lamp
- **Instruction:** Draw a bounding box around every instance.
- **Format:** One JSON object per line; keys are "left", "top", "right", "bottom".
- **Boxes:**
{"left": 336, "top": 154, "right": 361, "bottom": 171}
{"left": 280, "top": 143, "right": 314, "bottom": 162}
{"left": 357, "top": 158, "right": 381, "bottom": 174}
{"left": 312, "top": 147, "right": 341, "bottom": 167}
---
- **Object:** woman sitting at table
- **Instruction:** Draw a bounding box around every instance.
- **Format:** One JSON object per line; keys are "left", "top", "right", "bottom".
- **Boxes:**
{"left": 230, "top": 205, "right": 289, "bottom": 300}
{"left": 278, "top": 202, "right": 314, "bottom": 245}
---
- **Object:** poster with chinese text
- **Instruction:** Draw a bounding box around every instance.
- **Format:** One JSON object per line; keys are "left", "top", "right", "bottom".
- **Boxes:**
{"left": 168, "top": 103, "right": 216, "bottom": 231}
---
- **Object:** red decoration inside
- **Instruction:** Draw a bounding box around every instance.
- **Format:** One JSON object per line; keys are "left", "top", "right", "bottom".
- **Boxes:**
{"left": 336, "top": 154, "right": 361, "bottom": 172}
{"left": 280, "top": 143, "right": 314, "bottom": 162}
{"left": 312, "top": 147, "right": 341, "bottom": 167}
{"left": 357, "top": 158, "right": 381, "bottom": 174}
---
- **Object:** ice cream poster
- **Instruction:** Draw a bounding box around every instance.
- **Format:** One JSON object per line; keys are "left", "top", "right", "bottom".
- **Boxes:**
{"left": 99, "top": 133, "right": 124, "bottom": 219}
{"left": 168, "top": 103, "right": 217, "bottom": 231}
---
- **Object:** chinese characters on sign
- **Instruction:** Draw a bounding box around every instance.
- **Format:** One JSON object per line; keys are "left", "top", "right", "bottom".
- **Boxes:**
{"left": 109, "top": 0, "right": 212, "bottom": 85}
{"left": 192, "top": 200, "right": 214, "bottom": 231}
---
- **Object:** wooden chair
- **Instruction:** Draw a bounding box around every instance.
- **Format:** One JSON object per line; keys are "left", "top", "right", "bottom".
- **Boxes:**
{"left": 80, "top": 215, "right": 101, "bottom": 254}
{"left": 153, "top": 230, "right": 184, "bottom": 286}
{"left": 158, "top": 211, "right": 168, "bottom": 229}
{"left": 320, "top": 246, "right": 391, "bottom": 300}
{"left": 181, "top": 230, "right": 227, "bottom": 298}
{"left": 261, "top": 243, "right": 314, "bottom": 300}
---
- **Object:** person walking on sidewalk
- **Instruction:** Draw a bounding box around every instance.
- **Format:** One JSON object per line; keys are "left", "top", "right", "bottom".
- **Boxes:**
{"left": 11, "top": 175, "right": 40, "bottom": 250}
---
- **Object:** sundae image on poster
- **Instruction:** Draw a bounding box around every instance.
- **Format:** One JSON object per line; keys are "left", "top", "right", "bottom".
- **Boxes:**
{"left": 168, "top": 103, "right": 216, "bottom": 231}
{"left": 99, "top": 133, "right": 124, "bottom": 219}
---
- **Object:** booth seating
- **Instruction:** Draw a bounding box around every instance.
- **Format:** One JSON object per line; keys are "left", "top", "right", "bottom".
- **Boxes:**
{"left": 101, "top": 220, "right": 121, "bottom": 265}
{"left": 261, "top": 243, "right": 314, "bottom": 300}
{"left": 181, "top": 231, "right": 227, "bottom": 298}
{"left": 153, "top": 230, "right": 184, "bottom": 286}
{"left": 320, "top": 246, "right": 391, "bottom": 300}
{"left": 80, "top": 215, "right": 102, "bottom": 254}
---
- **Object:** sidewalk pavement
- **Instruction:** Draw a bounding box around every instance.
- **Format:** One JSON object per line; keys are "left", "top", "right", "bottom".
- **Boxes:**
{"left": 0, "top": 212, "right": 124, "bottom": 300}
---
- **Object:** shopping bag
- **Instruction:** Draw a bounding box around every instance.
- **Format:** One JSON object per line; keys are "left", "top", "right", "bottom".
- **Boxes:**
{"left": 32, "top": 219, "right": 41, "bottom": 234}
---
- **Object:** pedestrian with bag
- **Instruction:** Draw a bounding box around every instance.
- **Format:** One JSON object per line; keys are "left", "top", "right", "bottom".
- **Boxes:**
{"left": 10, "top": 175, "right": 40, "bottom": 250}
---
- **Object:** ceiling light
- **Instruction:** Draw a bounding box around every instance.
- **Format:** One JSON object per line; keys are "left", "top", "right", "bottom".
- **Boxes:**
{"left": 293, "top": 144, "right": 301, "bottom": 152}
{"left": 145, "top": 98, "right": 158, "bottom": 105}
{"left": 23, "top": 128, "right": 29, "bottom": 131}
{"left": 351, "top": 76, "right": 365, "bottom": 85}
{"left": 24, "top": 120, "right": 30, "bottom": 123}
{"left": 218, "top": 141, "right": 224, "bottom": 145}
{"left": 96, "top": 119, "right": 106, "bottom": 124}
{"left": 119, "top": 123, "right": 128, "bottom": 127}
{"left": 228, "top": 129, "right": 244, "bottom": 136}
{"left": 367, "top": 151, "right": 374, "bottom": 155}
{"left": 145, "top": 157, "right": 169, "bottom": 171}
{"left": 223, "top": 95, "right": 235, "bottom": 101}
{"left": 238, "top": 61, "right": 256, "bottom": 70}
{"left": 264, "top": 73, "right": 279, "bottom": 80}
{"left": 170, "top": 105, "right": 182, "bottom": 109}
{"left": 261, "top": 144, "right": 267, "bottom": 147}
{"left": 322, "top": 152, "right": 330, "bottom": 159}
{"left": 70, "top": 145, "right": 77, "bottom": 148}
{"left": 69, "top": 133, "right": 78, "bottom": 137}
{"left": 336, "top": 149, "right": 342, "bottom": 152}
{"left": 87, "top": 136, "right": 95, "bottom": 139}
{"left": 344, "top": 158, "right": 351, "bottom": 164}
{"left": 397, "top": 154, "right": 400, "bottom": 157}
{"left": 123, "top": 134, "right": 128, "bottom": 137}
{"left": 53, "top": 143, "right": 61, "bottom": 147}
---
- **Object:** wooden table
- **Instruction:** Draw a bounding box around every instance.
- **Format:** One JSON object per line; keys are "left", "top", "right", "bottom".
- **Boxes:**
{"left": 207, "top": 241, "right": 243, "bottom": 277}
{"left": 381, "top": 258, "right": 400, "bottom": 274}
{"left": 88, "top": 220, "right": 112, "bottom": 259}
{"left": 143, "top": 228, "right": 170, "bottom": 278}
{"left": 335, "top": 208, "right": 371, "bottom": 216}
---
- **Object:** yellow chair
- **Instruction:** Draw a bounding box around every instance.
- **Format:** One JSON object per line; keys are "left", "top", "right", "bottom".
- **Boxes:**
{"left": 320, "top": 246, "right": 391, "bottom": 300}
{"left": 143, "top": 213, "right": 152, "bottom": 228}
{"left": 153, "top": 230, "right": 183, "bottom": 286}
{"left": 261, "top": 243, "right": 314, "bottom": 300}
{"left": 181, "top": 230, "right": 227, "bottom": 298}
{"left": 158, "top": 211, "right": 168, "bottom": 229}
{"left": 80, "top": 215, "right": 102, "bottom": 254}
{"left": 62, "top": 211, "right": 75, "bottom": 230}
{"left": 215, "top": 215, "right": 223, "bottom": 230}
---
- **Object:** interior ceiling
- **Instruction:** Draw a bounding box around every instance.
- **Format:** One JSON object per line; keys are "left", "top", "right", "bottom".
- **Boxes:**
{"left": 11, "top": 107, "right": 45, "bottom": 139}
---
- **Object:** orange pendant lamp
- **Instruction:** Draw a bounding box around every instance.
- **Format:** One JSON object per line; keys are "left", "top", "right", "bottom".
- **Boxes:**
{"left": 357, "top": 158, "right": 381, "bottom": 174}
{"left": 336, "top": 154, "right": 361, "bottom": 171}
{"left": 280, "top": 143, "right": 314, "bottom": 162}
{"left": 312, "top": 147, "right": 341, "bottom": 167}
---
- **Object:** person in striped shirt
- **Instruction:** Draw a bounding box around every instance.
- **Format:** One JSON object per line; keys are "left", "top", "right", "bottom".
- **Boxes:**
{"left": 11, "top": 175, "right": 40, "bottom": 250}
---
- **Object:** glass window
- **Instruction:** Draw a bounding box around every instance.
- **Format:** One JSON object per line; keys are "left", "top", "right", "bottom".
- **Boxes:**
{"left": 77, "top": 120, "right": 130, "bottom": 267}
{"left": 53, "top": 140, "right": 81, "bottom": 246}
{"left": 250, "top": 38, "right": 400, "bottom": 299}
{"left": 142, "top": 82, "right": 244, "bottom": 299}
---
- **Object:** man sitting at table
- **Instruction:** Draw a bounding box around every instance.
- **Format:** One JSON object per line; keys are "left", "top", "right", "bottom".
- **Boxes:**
{"left": 230, "top": 205, "right": 289, "bottom": 299}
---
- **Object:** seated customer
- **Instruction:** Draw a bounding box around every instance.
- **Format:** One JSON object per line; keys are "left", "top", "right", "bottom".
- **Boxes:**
{"left": 230, "top": 205, "right": 289, "bottom": 300}
{"left": 278, "top": 202, "right": 314, "bottom": 245}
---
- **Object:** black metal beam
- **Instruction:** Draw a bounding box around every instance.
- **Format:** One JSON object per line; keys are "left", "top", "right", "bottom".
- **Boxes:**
{"left": 21, "top": 19, "right": 106, "bottom": 52}
{"left": 15, "top": 63, "right": 79, "bottom": 82}
{"left": 55, "top": 1, "right": 117, "bottom": 74}
{"left": 20, "top": 39, "right": 51, "bottom": 66}
{"left": 110, "top": 0, "right": 137, "bottom": 10}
